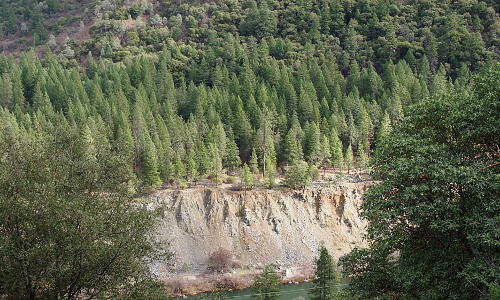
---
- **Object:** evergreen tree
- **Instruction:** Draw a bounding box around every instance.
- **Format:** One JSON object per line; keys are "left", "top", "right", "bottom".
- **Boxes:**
{"left": 319, "top": 135, "right": 331, "bottom": 168}
{"left": 329, "top": 128, "right": 343, "bottom": 167}
{"left": 232, "top": 97, "right": 253, "bottom": 158}
{"left": 345, "top": 144, "right": 354, "bottom": 173}
{"left": 185, "top": 149, "right": 198, "bottom": 183}
{"left": 256, "top": 105, "right": 276, "bottom": 178}
{"left": 224, "top": 128, "right": 241, "bottom": 171}
{"left": 283, "top": 127, "right": 301, "bottom": 165}
{"left": 309, "top": 245, "right": 340, "bottom": 300}
{"left": 376, "top": 110, "right": 392, "bottom": 144}
{"left": 0, "top": 72, "right": 13, "bottom": 109}
{"left": 249, "top": 148, "right": 259, "bottom": 175}
{"left": 208, "top": 142, "right": 223, "bottom": 185}
{"left": 252, "top": 265, "right": 281, "bottom": 300}
{"left": 10, "top": 67, "right": 26, "bottom": 111}
{"left": 240, "top": 163, "right": 256, "bottom": 189}
{"left": 285, "top": 159, "right": 310, "bottom": 189}
{"left": 142, "top": 139, "right": 161, "bottom": 188}
{"left": 305, "top": 121, "right": 322, "bottom": 165}
{"left": 172, "top": 152, "right": 186, "bottom": 183}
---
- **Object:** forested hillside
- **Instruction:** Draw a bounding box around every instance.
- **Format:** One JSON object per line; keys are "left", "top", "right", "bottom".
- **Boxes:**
{"left": 2, "top": 0, "right": 500, "bottom": 299}
{"left": 2, "top": 0, "right": 499, "bottom": 189}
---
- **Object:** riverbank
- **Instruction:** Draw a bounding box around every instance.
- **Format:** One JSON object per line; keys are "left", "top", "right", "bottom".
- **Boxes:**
{"left": 163, "top": 264, "right": 315, "bottom": 297}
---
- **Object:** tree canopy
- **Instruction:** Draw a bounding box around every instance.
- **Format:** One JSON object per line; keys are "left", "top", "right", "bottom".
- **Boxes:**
{"left": 339, "top": 62, "right": 500, "bottom": 299}
{"left": 252, "top": 265, "right": 281, "bottom": 300}
{"left": 309, "top": 245, "right": 341, "bottom": 300}
{"left": 1, "top": 0, "right": 499, "bottom": 189}
{"left": 0, "top": 108, "right": 169, "bottom": 300}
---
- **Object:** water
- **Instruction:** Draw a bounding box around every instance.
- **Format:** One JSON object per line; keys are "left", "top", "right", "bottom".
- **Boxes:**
{"left": 224, "top": 281, "right": 314, "bottom": 300}
{"left": 186, "top": 279, "right": 350, "bottom": 300}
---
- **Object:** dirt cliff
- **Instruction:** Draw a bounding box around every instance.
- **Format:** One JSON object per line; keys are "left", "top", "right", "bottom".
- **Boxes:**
{"left": 151, "top": 181, "right": 371, "bottom": 276}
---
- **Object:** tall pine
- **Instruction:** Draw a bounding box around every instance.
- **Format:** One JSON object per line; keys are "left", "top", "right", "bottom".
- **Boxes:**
{"left": 309, "top": 245, "right": 340, "bottom": 300}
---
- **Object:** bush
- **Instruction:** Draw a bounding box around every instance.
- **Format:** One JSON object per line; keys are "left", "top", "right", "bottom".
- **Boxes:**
{"left": 208, "top": 247, "right": 233, "bottom": 272}
{"left": 225, "top": 176, "right": 237, "bottom": 184}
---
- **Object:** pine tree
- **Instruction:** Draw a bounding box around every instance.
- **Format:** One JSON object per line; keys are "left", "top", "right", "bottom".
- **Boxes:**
{"left": 185, "top": 149, "right": 198, "bottom": 183}
{"left": 309, "top": 245, "right": 340, "bottom": 300}
{"left": 232, "top": 97, "right": 253, "bottom": 158}
{"left": 142, "top": 139, "right": 161, "bottom": 188}
{"left": 10, "top": 66, "right": 26, "bottom": 111}
{"left": 0, "top": 72, "right": 13, "bottom": 109}
{"left": 224, "top": 127, "right": 241, "bottom": 172}
{"left": 283, "top": 127, "right": 301, "bottom": 165}
{"left": 305, "top": 121, "right": 322, "bottom": 166}
{"left": 297, "top": 84, "right": 314, "bottom": 125}
{"left": 256, "top": 105, "right": 276, "bottom": 178}
{"left": 329, "top": 128, "right": 343, "bottom": 167}
{"left": 345, "top": 143, "right": 354, "bottom": 173}
{"left": 249, "top": 148, "right": 259, "bottom": 175}
{"left": 86, "top": 51, "right": 98, "bottom": 79}
{"left": 240, "top": 163, "right": 256, "bottom": 189}
{"left": 285, "top": 159, "right": 310, "bottom": 189}
{"left": 172, "top": 152, "right": 186, "bottom": 184}
{"left": 264, "top": 155, "right": 277, "bottom": 188}
{"left": 319, "top": 135, "right": 331, "bottom": 168}
{"left": 208, "top": 142, "right": 223, "bottom": 185}
{"left": 376, "top": 110, "right": 392, "bottom": 145}
{"left": 252, "top": 265, "right": 281, "bottom": 300}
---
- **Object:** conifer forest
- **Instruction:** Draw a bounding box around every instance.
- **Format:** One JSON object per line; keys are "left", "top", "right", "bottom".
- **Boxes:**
{"left": 1, "top": 0, "right": 500, "bottom": 299}
{"left": 1, "top": 0, "right": 499, "bottom": 189}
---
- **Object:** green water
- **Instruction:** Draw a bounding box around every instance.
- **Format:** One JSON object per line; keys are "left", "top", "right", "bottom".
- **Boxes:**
{"left": 186, "top": 279, "right": 350, "bottom": 300}
{"left": 224, "top": 281, "right": 314, "bottom": 300}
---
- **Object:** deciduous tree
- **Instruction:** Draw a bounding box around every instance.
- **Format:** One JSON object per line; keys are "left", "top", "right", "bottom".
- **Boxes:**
{"left": 0, "top": 110, "right": 169, "bottom": 300}
{"left": 340, "top": 64, "right": 500, "bottom": 299}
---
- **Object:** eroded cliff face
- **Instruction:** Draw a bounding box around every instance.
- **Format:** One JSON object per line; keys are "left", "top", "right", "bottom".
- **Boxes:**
{"left": 152, "top": 182, "right": 371, "bottom": 273}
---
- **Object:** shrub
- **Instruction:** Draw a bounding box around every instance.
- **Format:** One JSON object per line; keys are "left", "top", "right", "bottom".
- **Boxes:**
{"left": 208, "top": 247, "right": 233, "bottom": 273}
{"left": 225, "top": 176, "right": 237, "bottom": 184}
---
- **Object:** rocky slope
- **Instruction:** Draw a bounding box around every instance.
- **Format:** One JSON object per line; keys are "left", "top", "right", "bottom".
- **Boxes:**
{"left": 150, "top": 181, "right": 371, "bottom": 277}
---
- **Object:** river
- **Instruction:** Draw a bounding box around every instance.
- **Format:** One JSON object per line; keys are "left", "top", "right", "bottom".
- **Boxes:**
{"left": 186, "top": 279, "right": 350, "bottom": 300}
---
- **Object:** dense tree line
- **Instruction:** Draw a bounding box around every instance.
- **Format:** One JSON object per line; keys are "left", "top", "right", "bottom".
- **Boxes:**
{"left": 3, "top": 0, "right": 500, "bottom": 77}
{"left": 0, "top": 43, "right": 471, "bottom": 188}
{"left": 1, "top": 0, "right": 498, "bottom": 188}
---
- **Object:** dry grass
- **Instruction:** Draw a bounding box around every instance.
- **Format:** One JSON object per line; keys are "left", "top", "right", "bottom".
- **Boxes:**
{"left": 162, "top": 262, "right": 318, "bottom": 296}
{"left": 163, "top": 273, "right": 254, "bottom": 296}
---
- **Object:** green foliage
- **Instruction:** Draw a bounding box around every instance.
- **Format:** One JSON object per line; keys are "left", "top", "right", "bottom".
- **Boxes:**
{"left": 344, "top": 144, "right": 354, "bottom": 172}
{"left": 488, "top": 282, "right": 500, "bottom": 300}
{"left": 0, "top": 109, "right": 169, "bottom": 300}
{"left": 252, "top": 265, "right": 281, "bottom": 300}
{"left": 240, "top": 163, "right": 256, "bottom": 189}
{"left": 309, "top": 245, "right": 340, "bottom": 300}
{"left": 339, "top": 63, "right": 500, "bottom": 299}
{"left": 1, "top": 0, "right": 499, "bottom": 192}
{"left": 285, "top": 160, "right": 310, "bottom": 189}
{"left": 249, "top": 148, "right": 259, "bottom": 175}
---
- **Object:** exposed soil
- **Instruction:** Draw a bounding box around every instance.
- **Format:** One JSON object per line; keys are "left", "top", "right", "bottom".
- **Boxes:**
{"left": 147, "top": 175, "right": 372, "bottom": 296}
